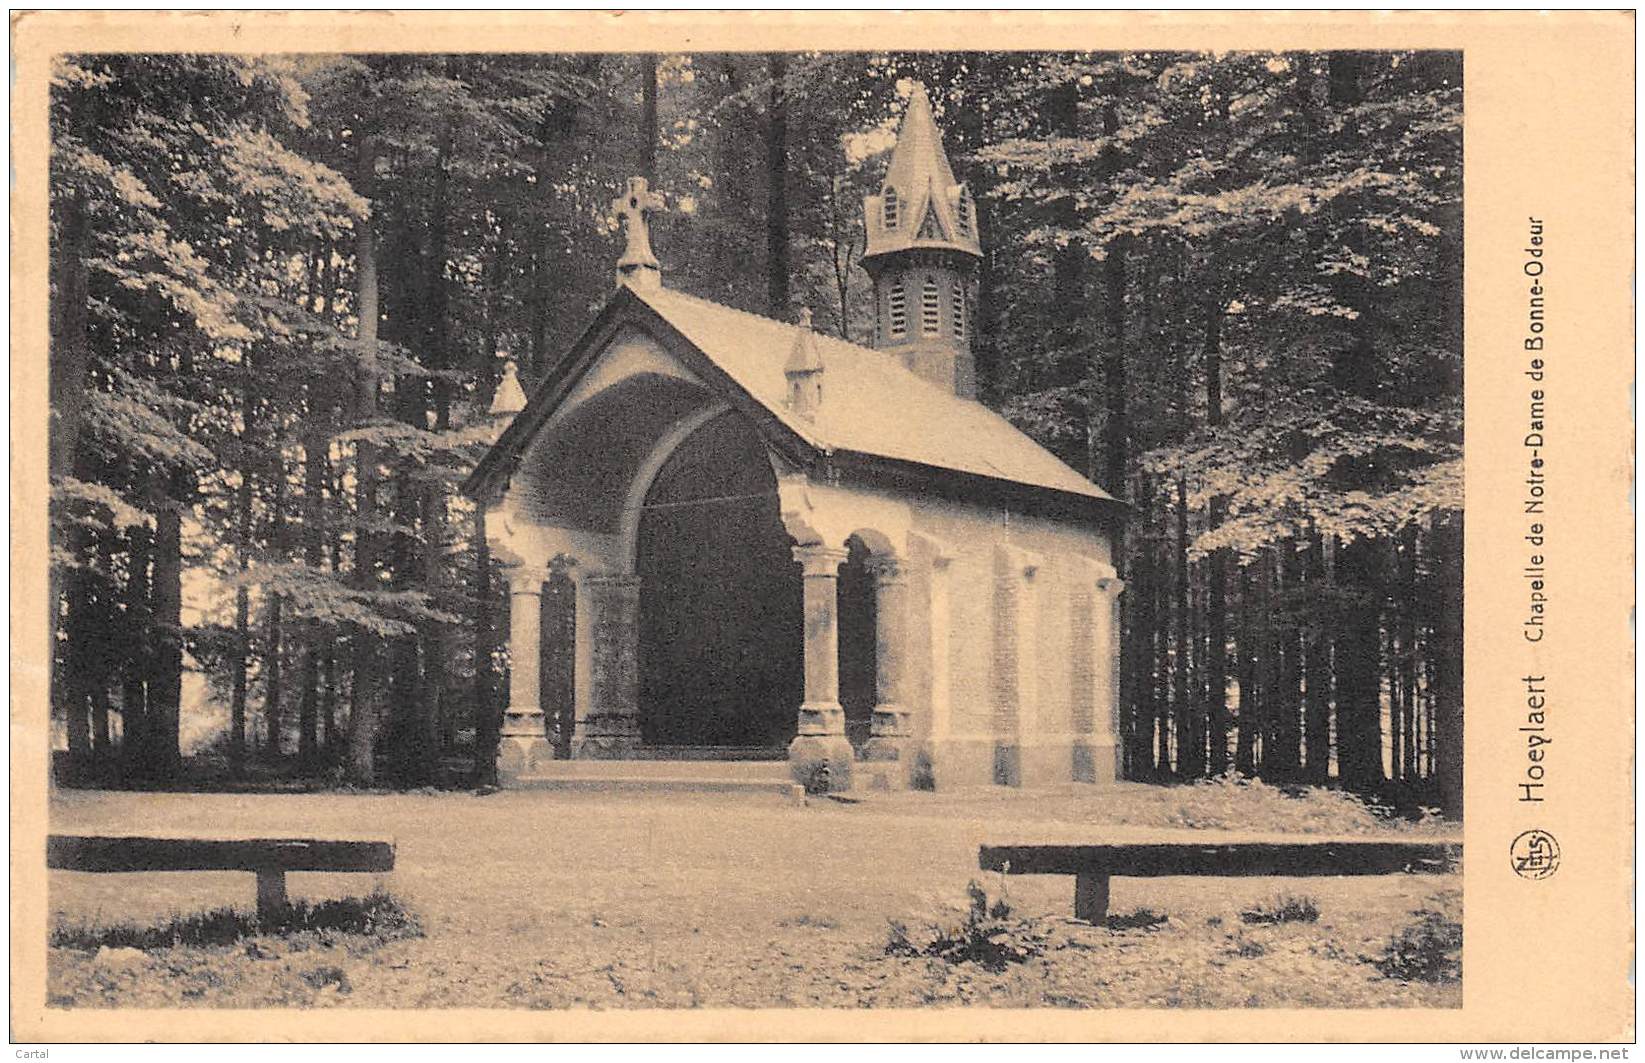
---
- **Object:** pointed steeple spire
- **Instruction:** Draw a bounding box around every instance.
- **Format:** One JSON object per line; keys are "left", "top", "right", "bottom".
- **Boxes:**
{"left": 881, "top": 83, "right": 960, "bottom": 203}
{"left": 861, "top": 82, "right": 983, "bottom": 399}
{"left": 863, "top": 82, "right": 982, "bottom": 260}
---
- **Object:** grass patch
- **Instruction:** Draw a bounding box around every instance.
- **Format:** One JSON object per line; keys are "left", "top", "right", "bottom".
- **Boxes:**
{"left": 885, "top": 881, "right": 1050, "bottom": 972}
{"left": 1375, "top": 907, "right": 1462, "bottom": 983}
{"left": 1105, "top": 907, "right": 1170, "bottom": 931}
{"left": 1240, "top": 893, "right": 1322, "bottom": 925}
{"left": 299, "top": 964, "right": 352, "bottom": 993}
{"left": 1165, "top": 774, "right": 1400, "bottom": 833}
{"left": 50, "top": 890, "right": 420, "bottom": 953}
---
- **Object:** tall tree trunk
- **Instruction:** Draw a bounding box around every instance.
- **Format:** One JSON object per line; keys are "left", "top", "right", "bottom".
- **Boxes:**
{"left": 1271, "top": 547, "right": 1303, "bottom": 779}
{"left": 49, "top": 195, "right": 92, "bottom": 484}
{"left": 261, "top": 454, "right": 287, "bottom": 759}
{"left": 526, "top": 247, "right": 548, "bottom": 382}
{"left": 764, "top": 52, "right": 790, "bottom": 319}
{"left": 429, "top": 122, "right": 455, "bottom": 755}
{"left": 1126, "top": 477, "right": 1157, "bottom": 777}
{"left": 324, "top": 457, "right": 344, "bottom": 759}
{"left": 639, "top": 53, "right": 659, "bottom": 183}
{"left": 1047, "top": 77, "right": 1085, "bottom": 390}
{"left": 1201, "top": 290, "right": 1230, "bottom": 776}
{"left": 1172, "top": 477, "right": 1198, "bottom": 778}
{"left": 1256, "top": 553, "right": 1282, "bottom": 777}
{"left": 228, "top": 338, "right": 260, "bottom": 774}
{"left": 1303, "top": 532, "right": 1333, "bottom": 782}
{"left": 420, "top": 484, "right": 451, "bottom": 773}
{"left": 121, "top": 524, "right": 152, "bottom": 774}
{"left": 1152, "top": 534, "right": 1171, "bottom": 776}
{"left": 298, "top": 380, "right": 330, "bottom": 770}
{"left": 1399, "top": 527, "right": 1421, "bottom": 787}
{"left": 297, "top": 414, "right": 325, "bottom": 766}
{"left": 50, "top": 195, "right": 94, "bottom": 780}
{"left": 380, "top": 189, "right": 431, "bottom": 786}
{"left": 346, "top": 132, "right": 384, "bottom": 788}
{"left": 427, "top": 115, "right": 455, "bottom": 433}
{"left": 230, "top": 583, "right": 251, "bottom": 773}
{"left": 86, "top": 536, "right": 117, "bottom": 763}
{"left": 62, "top": 567, "right": 94, "bottom": 768}
{"left": 1432, "top": 513, "right": 1464, "bottom": 817}
{"left": 1385, "top": 538, "right": 1405, "bottom": 786}
{"left": 90, "top": 686, "right": 113, "bottom": 762}
{"left": 1334, "top": 535, "right": 1386, "bottom": 792}
{"left": 148, "top": 502, "right": 184, "bottom": 780}
{"left": 1098, "top": 97, "right": 1129, "bottom": 500}
{"left": 1234, "top": 564, "right": 1258, "bottom": 775}
{"left": 471, "top": 503, "right": 501, "bottom": 788}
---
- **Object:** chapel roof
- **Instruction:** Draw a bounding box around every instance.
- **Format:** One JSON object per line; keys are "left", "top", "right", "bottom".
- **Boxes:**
{"left": 465, "top": 283, "right": 1119, "bottom": 514}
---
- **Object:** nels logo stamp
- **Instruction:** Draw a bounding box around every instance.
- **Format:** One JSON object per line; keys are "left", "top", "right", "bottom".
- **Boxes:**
{"left": 1510, "top": 829, "right": 1561, "bottom": 880}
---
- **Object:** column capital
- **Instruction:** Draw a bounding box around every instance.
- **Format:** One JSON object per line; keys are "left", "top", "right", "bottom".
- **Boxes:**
{"left": 792, "top": 543, "right": 848, "bottom": 577}
{"left": 507, "top": 566, "right": 550, "bottom": 591}
{"left": 866, "top": 554, "right": 908, "bottom": 586}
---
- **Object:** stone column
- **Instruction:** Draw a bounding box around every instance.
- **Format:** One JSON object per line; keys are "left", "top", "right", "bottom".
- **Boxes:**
{"left": 573, "top": 574, "right": 642, "bottom": 758}
{"left": 922, "top": 550, "right": 954, "bottom": 785}
{"left": 498, "top": 566, "right": 552, "bottom": 780}
{"left": 787, "top": 544, "right": 854, "bottom": 791}
{"left": 862, "top": 557, "right": 912, "bottom": 772}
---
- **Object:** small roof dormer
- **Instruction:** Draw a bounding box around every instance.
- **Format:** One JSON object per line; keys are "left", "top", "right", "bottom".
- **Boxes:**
{"left": 862, "top": 83, "right": 983, "bottom": 261}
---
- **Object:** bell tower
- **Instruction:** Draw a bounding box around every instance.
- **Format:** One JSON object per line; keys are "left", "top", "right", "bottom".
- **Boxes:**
{"left": 861, "top": 83, "right": 984, "bottom": 399}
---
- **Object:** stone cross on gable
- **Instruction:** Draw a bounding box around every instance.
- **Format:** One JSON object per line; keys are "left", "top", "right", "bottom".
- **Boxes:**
{"left": 612, "top": 176, "right": 666, "bottom": 289}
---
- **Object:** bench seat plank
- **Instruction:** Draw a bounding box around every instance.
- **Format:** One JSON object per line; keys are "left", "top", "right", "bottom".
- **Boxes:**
{"left": 47, "top": 835, "right": 395, "bottom": 874}
{"left": 980, "top": 841, "right": 1459, "bottom": 878}
{"left": 980, "top": 838, "right": 1461, "bottom": 922}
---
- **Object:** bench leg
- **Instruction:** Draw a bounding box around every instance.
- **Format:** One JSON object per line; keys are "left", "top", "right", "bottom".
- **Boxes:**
{"left": 1074, "top": 872, "right": 1110, "bottom": 923}
{"left": 256, "top": 869, "right": 289, "bottom": 924}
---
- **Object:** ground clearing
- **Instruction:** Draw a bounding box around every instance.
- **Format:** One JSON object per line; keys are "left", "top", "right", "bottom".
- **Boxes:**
{"left": 47, "top": 783, "right": 1460, "bottom": 1009}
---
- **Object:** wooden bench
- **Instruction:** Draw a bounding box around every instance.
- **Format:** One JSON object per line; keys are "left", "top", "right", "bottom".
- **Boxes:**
{"left": 48, "top": 834, "right": 396, "bottom": 922}
{"left": 979, "top": 837, "right": 1462, "bottom": 922}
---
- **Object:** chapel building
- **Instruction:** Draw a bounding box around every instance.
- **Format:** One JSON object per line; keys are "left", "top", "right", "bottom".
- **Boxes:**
{"left": 464, "top": 84, "right": 1125, "bottom": 792}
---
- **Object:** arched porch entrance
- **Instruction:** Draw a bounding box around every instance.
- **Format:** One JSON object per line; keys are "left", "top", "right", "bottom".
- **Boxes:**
{"left": 634, "top": 411, "right": 802, "bottom": 752}
{"left": 491, "top": 362, "right": 917, "bottom": 787}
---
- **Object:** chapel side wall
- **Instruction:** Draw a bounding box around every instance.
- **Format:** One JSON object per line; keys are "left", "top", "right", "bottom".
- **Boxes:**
{"left": 905, "top": 495, "right": 1116, "bottom": 789}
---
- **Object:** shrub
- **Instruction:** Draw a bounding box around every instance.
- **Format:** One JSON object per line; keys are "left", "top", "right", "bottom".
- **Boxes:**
{"left": 1240, "top": 893, "right": 1322, "bottom": 925}
{"left": 798, "top": 761, "right": 832, "bottom": 795}
{"left": 51, "top": 890, "right": 421, "bottom": 952}
{"left": 884, "top": 881, "right": 1050, "bottom": 972}
{"left": 300, "top": 963, "right": 351, "bottom": 993}
{"left": 1376, "top": 908, "right": 1462, "bottom": 983}
{"left": 1105, "top": 907, "right": 1169, "bottom": 931}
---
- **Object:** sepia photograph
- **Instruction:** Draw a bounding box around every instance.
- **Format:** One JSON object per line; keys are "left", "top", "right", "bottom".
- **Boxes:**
{"left": 11, "top": 9, "right": 1632, "bottom": 1046}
